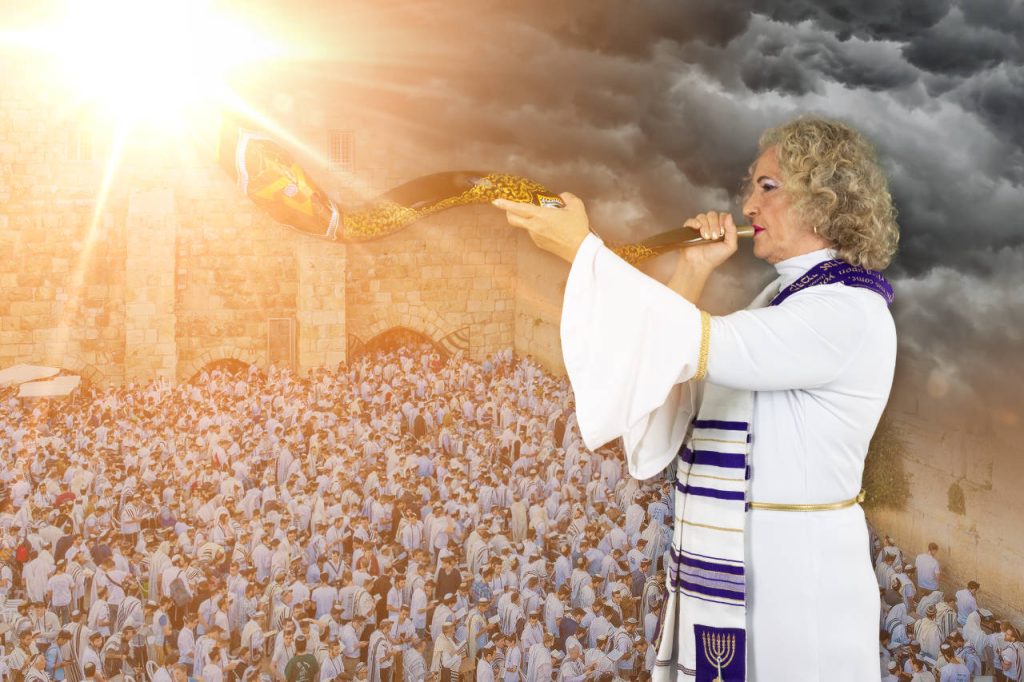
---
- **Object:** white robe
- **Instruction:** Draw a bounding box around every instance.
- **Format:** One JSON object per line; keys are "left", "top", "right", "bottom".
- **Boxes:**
{"left": 561, "top": 234, "right": 896, "bottom": 681}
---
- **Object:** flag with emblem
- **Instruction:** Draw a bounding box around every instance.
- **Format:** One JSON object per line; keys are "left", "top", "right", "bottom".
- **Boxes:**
{"left": 218, "top": 115, "right": 341, "bottom": 239}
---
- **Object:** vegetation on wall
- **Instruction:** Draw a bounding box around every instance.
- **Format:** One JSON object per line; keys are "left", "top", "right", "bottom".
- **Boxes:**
{"left": 947, "top": 481, "right": 967, "bottom": 516}
{"left": 862, "top": 415, "right": 911, "bottom": 510}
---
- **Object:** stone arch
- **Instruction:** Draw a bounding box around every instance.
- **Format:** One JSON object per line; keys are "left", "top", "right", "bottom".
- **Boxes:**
{"left": 179, "top": 345, "right": 260, "bottom": 383}
{"left": 358, "top": 326, "right": 449, "bottom": 360}
{"left": 361, "top": 305, "right": 449, "bottom": 346}
{"left": 189, "top": 358, "right": 252, "bottom": 383}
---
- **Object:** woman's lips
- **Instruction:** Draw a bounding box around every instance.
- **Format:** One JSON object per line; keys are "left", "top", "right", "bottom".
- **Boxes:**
{"left": 753, "top": 224, "right": 766, "bottom": 235}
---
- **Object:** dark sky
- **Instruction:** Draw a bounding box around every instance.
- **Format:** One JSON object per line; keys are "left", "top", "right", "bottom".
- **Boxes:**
{"left": 274, "top": 0, "right": 1024, "bottom": 426}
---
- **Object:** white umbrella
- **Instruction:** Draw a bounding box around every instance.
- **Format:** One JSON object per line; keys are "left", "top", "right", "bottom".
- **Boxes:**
{"left": 18, "top": 375, "right": 81, "bottom": 398}
{"left": 0, "top": 364, "right": 60, "bottom": 387}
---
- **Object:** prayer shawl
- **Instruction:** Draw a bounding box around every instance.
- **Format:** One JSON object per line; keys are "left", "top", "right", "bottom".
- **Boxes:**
{"left": 524, "top": 645, "right": 552, "bottom": 682}
{"left": 65, "top": 622, "right": 87, "bottom": 682}
{"left": 884, "top": 603, "right": 910, "bottom": 645}
{"left": 650, "top": 374, "right": 754, "bottom": 681}
{"left": 563, "top": 235, "right": 894, "bottom": 682}
{"left": 366, "top": 631, "right": 391, "bottom": 682}
{"left": 115, "top": 596, "right": 143, "bottom": 633}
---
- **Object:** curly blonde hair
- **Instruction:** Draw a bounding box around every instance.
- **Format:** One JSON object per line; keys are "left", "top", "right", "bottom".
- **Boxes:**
{"left": 756, "top": 117, "right": 899, "bottom": 271}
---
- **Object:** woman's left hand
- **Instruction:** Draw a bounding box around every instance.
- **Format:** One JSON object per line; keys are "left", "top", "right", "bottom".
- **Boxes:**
{"left": 491, "top": 193, "right": 591, "bottom": 263}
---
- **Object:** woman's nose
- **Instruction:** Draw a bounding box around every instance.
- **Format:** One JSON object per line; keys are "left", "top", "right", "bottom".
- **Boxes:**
{"left": 742, "top": 195, "right": 758, "bottom": 220}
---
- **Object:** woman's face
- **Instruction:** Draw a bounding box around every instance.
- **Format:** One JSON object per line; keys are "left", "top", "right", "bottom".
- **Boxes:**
{"left": 742, "top": 146, "right": 828, "bottom": 264}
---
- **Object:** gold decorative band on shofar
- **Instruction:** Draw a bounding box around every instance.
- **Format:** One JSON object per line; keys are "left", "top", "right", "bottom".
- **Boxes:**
{"left": 748, "top": 488, "right": 866, "bottom": 512}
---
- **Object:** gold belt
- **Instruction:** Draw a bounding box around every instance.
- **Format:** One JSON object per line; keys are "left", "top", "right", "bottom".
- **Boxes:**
{"left": 748, "top": 489, "right": 866, "bottom": 512}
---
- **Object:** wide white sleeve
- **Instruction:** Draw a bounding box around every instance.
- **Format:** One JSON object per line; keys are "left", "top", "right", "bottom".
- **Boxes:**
{"left": 560, "top": 233, "right": 703, "bottom": 481}
{"left": 706, "top": 286, "right": 882, "bottom": 391}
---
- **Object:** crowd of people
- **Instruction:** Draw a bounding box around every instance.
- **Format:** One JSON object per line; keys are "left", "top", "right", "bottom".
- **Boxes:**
{"left": 0, "top": 346, "right": 672, "bottom": 682}
{"left": 0, "top": 344, "right": 1017, "bottom": 681}
{"left": 875, "top": 536, "right": 1021, "bottom": 681}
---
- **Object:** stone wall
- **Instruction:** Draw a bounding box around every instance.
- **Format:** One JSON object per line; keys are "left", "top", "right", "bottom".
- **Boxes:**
{"left": 0, "top": 53, "right": 126, "bottom": 383}
{"left": 513, "top": 230, "right": 568, "bottom": 375}
{"left": 866, "top": 361, "right": 1024, "bottom": 619}
{"left": 0, "top": 55, "right": 523, "bottom": 381}
{"left": 344, "top": 207, "right": 517, "bottom": 362}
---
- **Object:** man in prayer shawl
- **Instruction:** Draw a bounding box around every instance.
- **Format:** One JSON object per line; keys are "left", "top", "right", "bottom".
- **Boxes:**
{"left": 916, "top": 605, "right": 943, "bottom": 660}
{"left": 523, "top": 633, "right": 554, "bottom": 682}
{"left": 509, "top": 497, "right": 528, "bottom": 544}
{"left": 497, "top": 592, "right": 525, "bottom": 638}
{"left": 114, "top": 586, "right": 144, "bottom": 633}
{"left": 401, "top": 637, "right": 427, "bottom": 682}
{"left": 935, "top": 594, "right": 959, "bottom": 641}
{"left": 23, "top": 552, "right": 51, "bottom": 604}
{"left": 366, "top": 622, "right": 394, "bottom": 682}
{"left": 916, "top": 589, "right": 944, "bottom": 619}
{"left": 466, "top": 598, "right": 492, "bottom": 661}
{"left": 884, "top": 596, "right": 911, "bottom": 647}
{"left": 963, "top": 610, "right": 995, "bottom": 669}
{"left": 148, "top": 538, "right": 173, "bottom": 600}
{"left": 430, "top": 620, "right": 462, "bottom": 682}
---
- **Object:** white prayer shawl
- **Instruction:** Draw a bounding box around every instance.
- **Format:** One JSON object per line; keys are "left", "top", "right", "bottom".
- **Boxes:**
{"left": 366, "top": 631, "right": 391, "bottom": 682}
{"left": 562, "top": 235, "right": 896, "bottom": 681}
{"left": 430, "top": 635, "right": 461, "bottom": 674}
{"left": 884, "top": 603, "right": 910, "bottom": 645}
{"left": 148, "top": 545, "right": 171, "bottom": 599}
{"left": 916, "top": 591, "right": 944, "bottom": 618}
{"left": 524, "top": 645, "right": 552, "bottom": 682}
{"left": 916, "top": 618, "right": 941, "bottom": 658}
{"left": 936, "top": 603, "right": 958, "bottom": 640}
{"left": 964, "top": 612, "right": 991, "bottom": 660}
{"left": 467, "top": 611, "right": 489, "bottom": 660}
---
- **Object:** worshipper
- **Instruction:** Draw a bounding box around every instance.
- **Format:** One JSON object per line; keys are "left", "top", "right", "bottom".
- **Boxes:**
{"left": 4, "top": 338, "right": 1005, "bottom": 682}
{"left": 1001, "top": 623, "right": 1024, "bottom": 682}
{"left": 319, "top": 638, "right": 345, "bottom": 682}
{"left": 915, "top": 604, "right": 942, "bottom": 660}
{"left": 475, "top": 643, "right": 498, "bottom": 682}
{"left": 24, "top": 654, "right": 49, "bottom": 682}
{"left": 915, "top": 543, "right": 941, "bottom": 596}
{"left": 285, "top": 635, "right": 320, "bottom": 682}
{"left": 44, "top": 630, "right": 73, "bottom": 682}
{"left": 949, "top": 630, "right": 983, "bottom": 678}
{"left": 956, "top": 581, "right": 980, "bottom": 627}
{"left": 494, "top": 116, "right": 901, "bottom": 680}
{"left": 429, "top": 620, "right": 463, "bottom": 682}
{"left": 937, "top": 642, "right": 970, "bottom": 682}
{"left": 366, "top": 620, "right": 394, "bottom": 682}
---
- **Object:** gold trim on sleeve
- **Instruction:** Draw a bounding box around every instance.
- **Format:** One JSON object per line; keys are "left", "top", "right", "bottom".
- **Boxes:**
{"left": 695, "top": 310, "right": 711, "bottom": 381}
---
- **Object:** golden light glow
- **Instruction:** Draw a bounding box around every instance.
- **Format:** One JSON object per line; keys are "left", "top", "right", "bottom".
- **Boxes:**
{"left": 21, "top": 0, "right": 285, "bottom": 130}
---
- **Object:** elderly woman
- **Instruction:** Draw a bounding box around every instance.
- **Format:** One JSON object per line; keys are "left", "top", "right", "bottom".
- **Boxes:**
{"left": 493, "top": 117, "right": 899, "bottom": 681}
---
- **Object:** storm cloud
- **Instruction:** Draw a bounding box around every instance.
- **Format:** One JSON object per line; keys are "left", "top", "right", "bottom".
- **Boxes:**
{"left": 294, "top": 0, "right": 1023, "bottom": 426}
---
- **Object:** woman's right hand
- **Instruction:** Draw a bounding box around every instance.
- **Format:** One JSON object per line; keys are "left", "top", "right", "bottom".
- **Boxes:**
{"left": 676, "top": 211, "right": 739, "bottom": 274}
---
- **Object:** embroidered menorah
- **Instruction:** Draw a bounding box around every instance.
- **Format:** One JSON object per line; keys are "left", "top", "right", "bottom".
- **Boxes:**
{"left": 702, "top": 631, "right": 736, "bottom": 682}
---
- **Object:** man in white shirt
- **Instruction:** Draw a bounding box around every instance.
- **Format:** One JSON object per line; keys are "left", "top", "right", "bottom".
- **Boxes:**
{"left": 46, "top": 562, "right": 75, "bottom": 625}
{"left": 955, "top": 581, "right": 980, "bottom": 626}
{"left": 915, "top": 542, "right": 941, "bottom": 595}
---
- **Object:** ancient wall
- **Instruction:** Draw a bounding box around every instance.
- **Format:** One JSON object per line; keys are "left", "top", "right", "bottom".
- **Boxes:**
{"left": 513, "top": 230, "right": 568, "bottom": 375}
{"left": 0, "top": 53, "right": 126, "bottom": 384}
{"left": 0, "top": 55, "right": 520, "bottom": 381}
{"left": 866, "top": 360, "right": 1024, "bottom": 618}
{"left": 344, "top": 208, "right": 517, "bottom": 362}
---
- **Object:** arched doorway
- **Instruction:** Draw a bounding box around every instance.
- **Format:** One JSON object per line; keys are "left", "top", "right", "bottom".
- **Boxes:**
{"left": 356, "top": 327, "right": 448, "bottom": 361}
{"left": 189, "top": 358, "right": 251, "bottom": 383}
